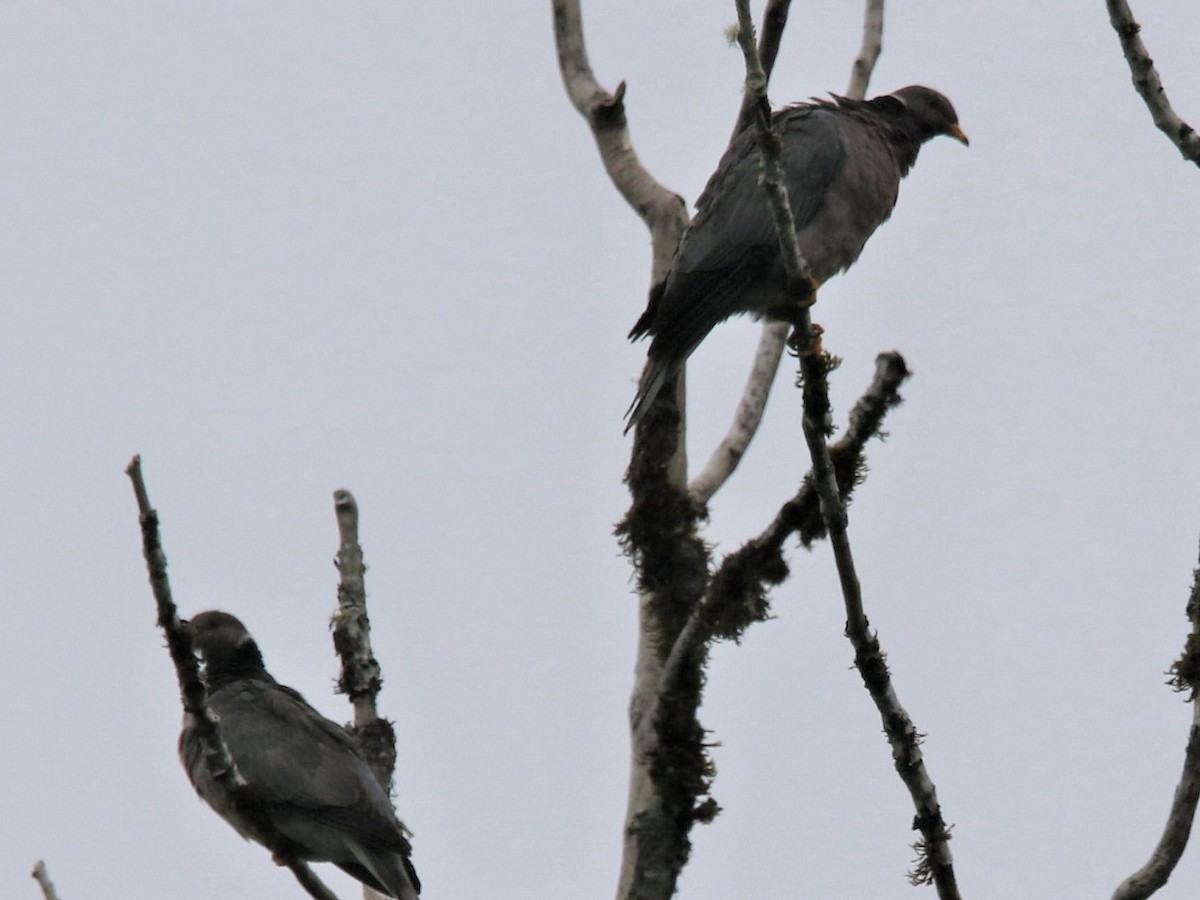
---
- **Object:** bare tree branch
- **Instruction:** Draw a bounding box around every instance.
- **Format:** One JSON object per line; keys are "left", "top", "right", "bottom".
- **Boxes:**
{"left": 331, "top": 489, "right": 396, "bottom": 792}
{"left": 798, "top": 351, "right": 960, "bottom": 898}
{"left": 125, "top": 455, "right": 247, "bottom": 798}
{"left": 552, "top": 5, "right": 701, "bottom": 896}
{"left": 551, "top": 0, "right": 688, "bottom": 285}
{"left": 699, "top": 0, "right": 887, "bottom": 500}
{"left": 330, "top": 489, "right": 397, "bottom": 900}
{"left": 689, "top": 321, "right": 789, "bottom": 505}
{"left": 284, "top": 861, "right": 343, "bottom": 900}
{"left": 667, "top": 351, "right": 910, "bottom": 693}
{"left": 730, "top": 0, "right": 792, "bottom": 138}
{"left": 1112, "top": 550, "right": 1200, "bottom": 899}
{"left": 1104, "top": 0, "right": 1200, "bottom": 166}
{"left": 126, "top": 455, "right": 343, "bottom": 900}
{"left": 616, "top": 421, "right": 710, "bottom": 900}
{"left": 847, "top": 0, "right": 885, "bottom": 100}
{"left": 30, "top": 860, "right": 61, "bottom": 900}
{"left": 731, "top": 0, "right": 817, "bottom": 323}
{"left": 732, "top": 3, "right": 961, "bottom": 894}
{"left": 696, "top": 0, "right": 797, "bottom": 502}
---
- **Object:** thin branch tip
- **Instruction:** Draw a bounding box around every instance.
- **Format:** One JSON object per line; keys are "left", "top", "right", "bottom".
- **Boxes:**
{"left": 1105, "top": 0, "right": 1200, "bottom": 165}
{"left": 31, "top": 860, "right": 61, "bottom": 900}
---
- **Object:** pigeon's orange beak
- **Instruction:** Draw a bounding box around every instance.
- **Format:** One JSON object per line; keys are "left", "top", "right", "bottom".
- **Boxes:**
{"left": 947, "top": 124, "right": 969, "bottom": 146}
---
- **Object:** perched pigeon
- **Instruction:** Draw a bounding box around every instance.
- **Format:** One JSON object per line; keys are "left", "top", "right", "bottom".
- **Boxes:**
{"left": 179, "top": 610, "right": 420, "bottom": 900}
{"left": 626, "top": 85, "right": 968, "bottom": 430}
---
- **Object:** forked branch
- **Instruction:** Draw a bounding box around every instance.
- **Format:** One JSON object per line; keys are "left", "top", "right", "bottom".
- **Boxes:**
{"left": 126, "top": 456, "right": 343, "bottom": 900}
{"left": 733, "top": 2, "right": 960, "bottom": 895}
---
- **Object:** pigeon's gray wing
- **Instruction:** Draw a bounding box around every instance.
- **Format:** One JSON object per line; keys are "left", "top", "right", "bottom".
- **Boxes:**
{"left": 200, "top": 681, "right": 420, "bottom": 899}
{"left": 623, "top": 106, "right": 849, "bottom": 429}
{"left": 210, "top": 683, "right": 403, "bottom": 841}
{"left": 632, "top": 106, "right": 847, "bottom": 359}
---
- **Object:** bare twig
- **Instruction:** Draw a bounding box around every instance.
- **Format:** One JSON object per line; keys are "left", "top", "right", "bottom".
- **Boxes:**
{"left": 284, "top": 860, "right": 343, "bottom": 900}
{"left": 125, "top": 456, "right": 247, "bottom": 795}
{"left": 333, "top": 490, "right": 380, "bottom": 724}
{"left": 696, "top": 0, "right": 796, "bottom": 501}
{"left": 733, "top": 2, "right": 960, "bottom": 894}
{"left": 1112, "top": 550, "right": 1200, "bottom": 899}
{"left": 553, "top": 0, "right": 690, "bottom": 469}
{"left": 31, "top": 861, "right": 60, "bottom": 900}
{"left": 1104, "top": 0, "right": 1200, "bottom": 166}
{"left": 846, "top": 0, "right": 885, "bottom": 100}
{"left": 798, "top": 353, "right": 960, "bottom": 898}
{"left": 730, "top": 0, "right": 793, "bottom": 138}
{"left": 126, "top": 456, "right": 343, "bottom": 900}
{"left": 690, "top": 322, "right": 789, "bottom": 505}
{"left": 330, "top": 490, "right": 399, "bottom": 900}
{"left": 328, "top": 494, "right": 398, "bottom": 900}
{"left": 551, "top": 0, "right": 689, "bottom": 285}
{"left": 732, "top": 0, "right": 817, "bottom": 328}
{"left": 667, "top": 352, "right": 910, "bottom": 693}
{"left": 331, "top": 489, "right": 396, "bottom": 795}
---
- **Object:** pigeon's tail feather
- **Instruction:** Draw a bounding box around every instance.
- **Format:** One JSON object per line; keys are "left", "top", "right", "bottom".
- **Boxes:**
{"left": 624, "top": 354, "right": 673, "bottom": 434}
{"left": 344, "top": 849, "right": 420, "bottom": 900}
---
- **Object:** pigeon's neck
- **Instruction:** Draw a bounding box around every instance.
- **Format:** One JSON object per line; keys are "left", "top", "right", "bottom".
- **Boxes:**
{"left": 202, "top": 641, "right": 272, "bottom": 688}
{"left": 881, "top": 120, "right": 925, "bottom": 177}
{"left": 845, "top": 99, "right": 925, "bottom": 177}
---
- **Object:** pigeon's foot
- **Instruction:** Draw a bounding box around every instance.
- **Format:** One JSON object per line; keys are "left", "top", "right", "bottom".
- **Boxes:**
{"left": 788, "top": 322, "right": 825, "bottom": 357}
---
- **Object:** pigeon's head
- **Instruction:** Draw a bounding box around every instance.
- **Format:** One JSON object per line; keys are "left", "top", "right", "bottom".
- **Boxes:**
{"left": 186, "top": 610, "right": 267, "bottom": 681}
{"left": 888, "top": 86, "right": 969, "bottom": 146}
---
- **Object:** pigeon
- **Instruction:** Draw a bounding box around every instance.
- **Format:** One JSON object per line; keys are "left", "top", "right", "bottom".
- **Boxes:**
{"left": 179, "top": 610, "right": 420, "bottom": 900}
{"left": 626, "top": 85, "right": 968, "bottom": 430}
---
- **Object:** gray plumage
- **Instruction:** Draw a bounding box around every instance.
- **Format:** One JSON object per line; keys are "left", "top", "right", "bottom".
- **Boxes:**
{"left": 179, "top": 611, "right": 420, "bottom": 900}
{"left": 626, "top": 85, "right": 968, "bottom": 430}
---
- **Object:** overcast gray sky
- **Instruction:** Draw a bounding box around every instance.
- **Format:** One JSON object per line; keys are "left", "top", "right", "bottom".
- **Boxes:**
{"left": 3, "top": 2, "right": 1200, "bottom": 898}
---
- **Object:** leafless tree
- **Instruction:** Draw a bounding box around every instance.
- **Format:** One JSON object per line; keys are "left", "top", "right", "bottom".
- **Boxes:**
{"left": 51, "top": 7, "right": 1200, "bottom": 900}
{"left": 555, "top": 2, "right": 960, "bottom": 897}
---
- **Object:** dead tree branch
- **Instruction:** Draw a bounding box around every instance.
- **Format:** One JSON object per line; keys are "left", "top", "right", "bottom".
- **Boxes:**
{"left": 689, "top": 320, "right": 790, "bottom": 505}
{"left": 30, "top": 861, "right": 61, "bottom": 900}
{"left": 731, "top": 0, "right": 816, "bottom": 306}
{"left": 330, "top": 490, "right": 399, "bottom": 900}
{"left": 126, "top": 455, "right": 343, "bottom": 900}
{"left": 331, "top": 489, "right": 396, "bottom": 795}
{"left": 551, "top": 0, "right": 688, "bottom": 286}
{"left": 733, "top": 2, "right": 960, "bottom": 895}
{"left": 284, "top": 862, "right": 342, "bottom": 900}
{"left": 697, "top": 0, "right": 887, "bottom": 500}
{"left": 799, "top": 350, "right": 960, "bottom": 898}
{"left": 1112, "top": 549, "right": 1200, "bottom": 899}
{"left": 1104, "top": 0, "right": 1200, "bottom": 166}
{"left": 125, "top": 455, "right": 246, "bottom": 798}
{"left": 552, "top": 4, "right": 701, "bottom": 896}
{"left": 730, "top": 0, "right": 793, "bottom": 139}
{"left": 668, "top": 351, "right": 909, "bottom": 689}
{"left": 696, "top": 0, "right": 795, "bottom": 501}
{"left": 847, "top": 0, "right": 885, "bottom": 100}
